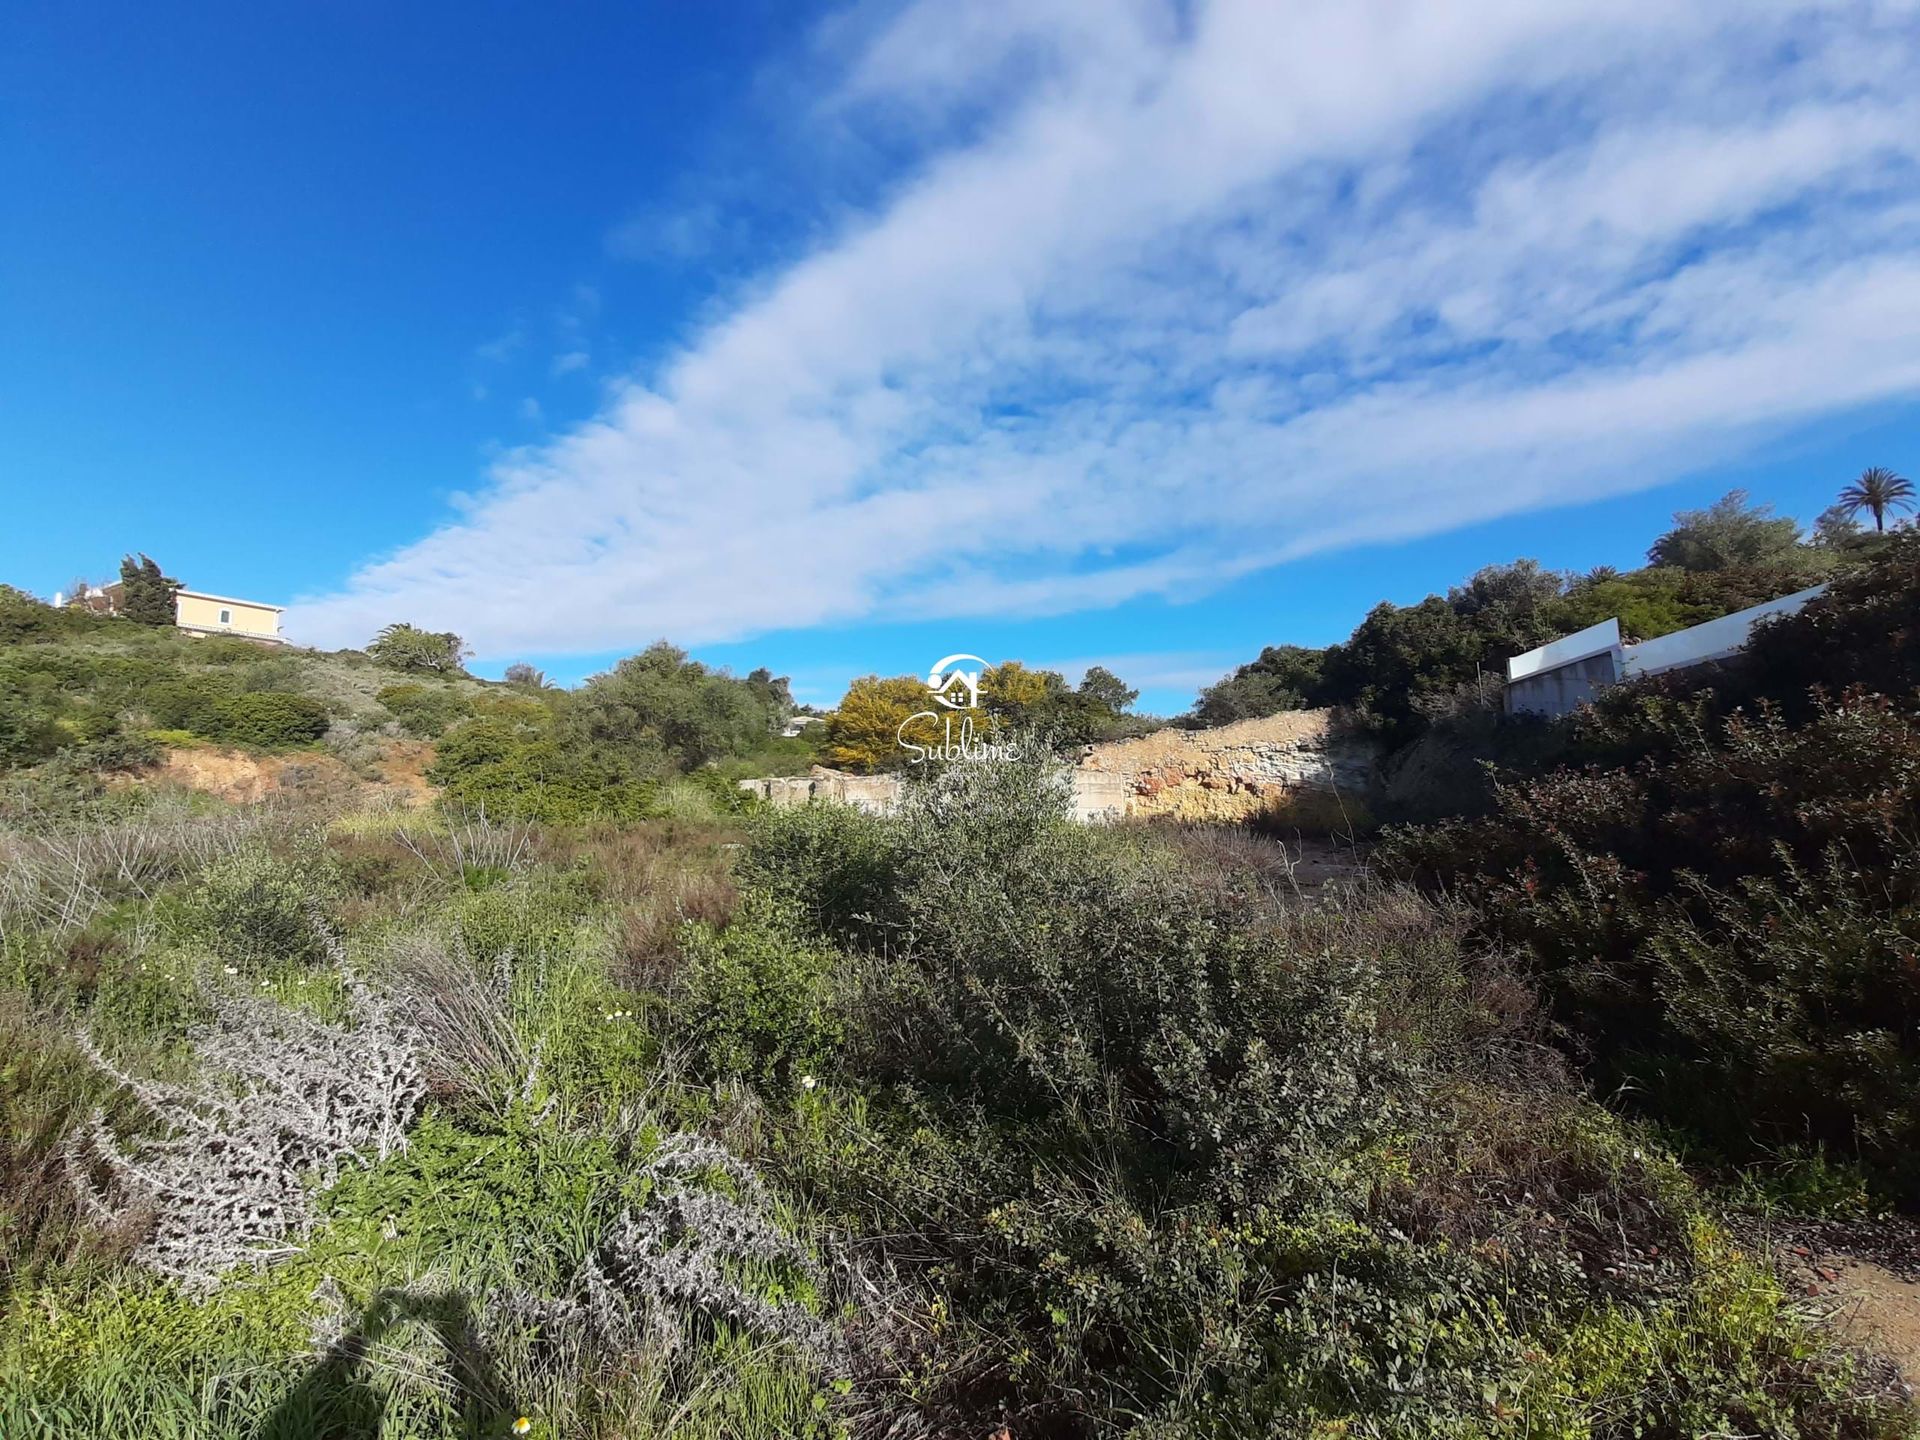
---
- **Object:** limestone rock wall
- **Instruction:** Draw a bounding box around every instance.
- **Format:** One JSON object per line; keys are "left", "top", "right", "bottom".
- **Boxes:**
{"left": 736, "top": 768, "right": 903, "bottom": 814}
{"left": 1068, "top": 711, "right": 1376, "bottom": 825}
{"left": 740, "top": 711, "right": 1377, "bottom": 826}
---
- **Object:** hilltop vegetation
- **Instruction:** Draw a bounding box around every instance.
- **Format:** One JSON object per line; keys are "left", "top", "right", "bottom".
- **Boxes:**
{"left": 1194, "top": 487, "right": 1901, "bottom": 820}
{"left": 0, "top": 588, "right": 822, "bottom": 823}
{"left": 1196, "top": 488, "right": 1884, "bottom": 735}
{"left": 1383, "top": 531, "right": 1920, "bottom": 1208}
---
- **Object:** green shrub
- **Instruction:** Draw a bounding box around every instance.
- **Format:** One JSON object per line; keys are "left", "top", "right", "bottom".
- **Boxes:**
{"left": 0, "top": 996, "right": 122, "bottom": 1288}
{"left": 448, "top": 870, "right": 598, "bottom": 968}
{"left": 430, "top": 717, "right": 658, "bottom": 826}
{"left": 738, "top": 802, "right": 899, "bottom": 942}
{"left": 1383, "top": 692, "right": 1920, "bottom": 1199}
{"left": 375, "top": 681, "right": 473, "bottom": 739}
{"left": 0, "top": 690, "right": 63, "bottom": 766}
{"left": 135, "top": 676, "right": 327, "bottom": 748}
{"left": 139, "top": 673, "right": 237, "bottom": 734}
{"left": 676, "top": 901, "right": 841, "bottom": 1087}
{"left": 1378, "top": 538, "right": 1920, "bottom": 1201}
{"left": 0, "top": 586, "right": 117, "bottom": 644}
{"left": 213, "top": 691, "right": 330, "bottom": 747}
{"left": 571, "top": 641, "right": 788, "bottom": 770}
{"left": 162, "top": 846, "right": 340, "bottom": 974}
{"left": 748, "top": 765, "right": 1897, "bottom": 1436}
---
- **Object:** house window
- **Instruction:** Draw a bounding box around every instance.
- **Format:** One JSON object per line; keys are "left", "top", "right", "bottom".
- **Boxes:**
{"left": 218, "top": 608, "right": 232, "bottom": 625}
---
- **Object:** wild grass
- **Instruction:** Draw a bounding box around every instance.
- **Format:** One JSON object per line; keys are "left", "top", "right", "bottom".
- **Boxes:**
{"left": 0, "top": 793, "right": 279, "bottom": 944}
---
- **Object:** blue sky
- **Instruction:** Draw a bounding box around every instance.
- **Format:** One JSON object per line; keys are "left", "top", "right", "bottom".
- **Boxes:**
{"left": 4, "top": 1, "right": 1918, "bottom": 715}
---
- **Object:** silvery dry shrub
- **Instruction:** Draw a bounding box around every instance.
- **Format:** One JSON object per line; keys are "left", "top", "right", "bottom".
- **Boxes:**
{"left": 161, "top": 843, "right": 340, "bottom": 974}
{"left": 70, "top": 969, "right": 426, "bottom": 1293}
{"left": 497, "top": 1131, "right": 831, "bottom": 1360}
{"left": 0, "top": 796, "right": 268, "bottom": 942}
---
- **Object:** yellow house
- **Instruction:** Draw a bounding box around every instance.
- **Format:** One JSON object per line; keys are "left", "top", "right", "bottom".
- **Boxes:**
{"left": 172, "top": 589, "right": 287, "bottom": 644}
{"left": 67, "top": 581, "right": 288, "bottom": 644}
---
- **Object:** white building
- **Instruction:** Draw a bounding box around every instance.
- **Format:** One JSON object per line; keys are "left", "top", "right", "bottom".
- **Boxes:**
{"left": 1504, "top": 583, "right": 1825, "bottom": 718}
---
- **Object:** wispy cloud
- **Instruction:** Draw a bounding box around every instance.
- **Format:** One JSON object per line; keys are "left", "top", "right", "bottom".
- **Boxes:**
{"left": 295, "top": 0, "right": 1920, "bottom": 657}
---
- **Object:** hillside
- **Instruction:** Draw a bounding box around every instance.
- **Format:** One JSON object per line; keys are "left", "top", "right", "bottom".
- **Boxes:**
{"left": 3, "top": 526, "right": 1920, "bottom": 1438}
{"left": 0, "top": 588, "right": 498, "bottom": 779}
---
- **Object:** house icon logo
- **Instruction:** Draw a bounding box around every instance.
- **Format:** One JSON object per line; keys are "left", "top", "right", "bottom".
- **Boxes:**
{"left": 925, "top": 653, "right": 986, "bottom": 710}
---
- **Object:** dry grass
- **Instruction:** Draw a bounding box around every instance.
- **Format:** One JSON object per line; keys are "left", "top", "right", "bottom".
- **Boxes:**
{"left": 0, "top": 794, "right": 289, "bottom": 943}
{"left": 538, "top": 821, "right": 743, "bottom": 990}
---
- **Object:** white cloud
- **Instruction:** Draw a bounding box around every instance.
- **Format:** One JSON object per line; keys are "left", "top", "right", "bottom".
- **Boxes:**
{"left": 294, "top": 0, "right": 1920, "bottom": 657}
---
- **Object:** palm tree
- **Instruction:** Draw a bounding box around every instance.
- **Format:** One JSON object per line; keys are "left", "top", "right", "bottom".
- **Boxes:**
{"left": 1838, "top": 466, "right": 1916, "bottom": 532}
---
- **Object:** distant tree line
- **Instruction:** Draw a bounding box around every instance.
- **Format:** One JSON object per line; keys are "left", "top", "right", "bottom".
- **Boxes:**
{"left": 426, "top": 641, "right": 798, "bottom": 823}
{"left": 822, "top": 661, "right": 1143, "bottom": 773}
{"left": 1193, "top": 471, "right": 1912, "bottom": 746}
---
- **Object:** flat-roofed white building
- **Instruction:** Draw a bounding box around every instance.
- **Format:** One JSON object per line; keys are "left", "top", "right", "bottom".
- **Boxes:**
{"left": 1504, "top": 584, "right": 1825, "bottom": 718}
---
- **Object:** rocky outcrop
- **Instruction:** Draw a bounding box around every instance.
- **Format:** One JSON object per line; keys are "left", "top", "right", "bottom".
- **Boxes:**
{"left": 740, "top": 711, "right": 1378, "bottom": 827}
{"left": 1068, "top": 711, "right": 1376, "bottom": 825}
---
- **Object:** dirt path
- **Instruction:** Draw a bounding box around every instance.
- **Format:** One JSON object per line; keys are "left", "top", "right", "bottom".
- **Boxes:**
{"left": 1833, "top": 1261, "right": 1920, "bottom": 1381}
{"left": 1766, "top": 1216, "right": 1920, "bottom": 1397}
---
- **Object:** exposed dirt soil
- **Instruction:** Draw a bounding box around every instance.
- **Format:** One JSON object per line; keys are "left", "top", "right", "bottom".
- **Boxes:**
{"left": 363, "top": 738, "right": 437, "bottom": 805}
{"left": 148, "top": 742, "right": 434, "bottom": 809}
{"left": 1834, "top": 1261, "right": 1920, "bottom": 1386}
{"left": 1757, "top": 1214, "right": 1920, "bottom": 1398}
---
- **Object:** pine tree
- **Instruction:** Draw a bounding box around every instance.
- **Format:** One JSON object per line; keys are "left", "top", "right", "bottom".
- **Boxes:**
{"left": 118, "top": 553, "right": 181, "bottom": 626}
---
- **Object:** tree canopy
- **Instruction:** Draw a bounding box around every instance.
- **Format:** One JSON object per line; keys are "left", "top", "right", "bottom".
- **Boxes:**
{"left": 118, "top": 554, "right": 180, "bottom": 627}
{"left": 572, "top": 641, "right": 789, "bottom": 770}
{"left": 823, "top": 675, "right": 937, "bottom": 772}
{"left": 1190, "top": 485, "right": 1889, "bottom": 742}
{"left": 1646, "top": 490, "right": 1803, "bottom": 571}
{"left": 366, "top": 623, "right": 470, "bottom": 675}
{"left": 1838, "top": 466, "right": 1915, "bottom": 533}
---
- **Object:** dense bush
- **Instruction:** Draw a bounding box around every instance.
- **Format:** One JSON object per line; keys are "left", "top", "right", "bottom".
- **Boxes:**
{"left": 0, "top": 585, "right": 119, "bottom": 644}
{"left": 1384, "top": 690, "right": 1920, "bottom": 1197}
{"left": 429, "top": 715, "right": 659, "bottom": 825}
{"left": 0, "top": 688, "right": 63, "bottom": 765}
{"left": 215, "top": 690, "right": 331, "bottom": 747}
{"left": 572, "top": 642, "right": 788, "bottom": 770}
{"left": 162, "top": 845, "right": 342, "bottom": 974}
{"left": 366, "top": 621, "right": 469, "bottom": 674}
{"left": 0, "top": 631, "right": 329, "bottom": 763}
{"left": 1380, "top": 539, "right": 1920, "bottom": 1196}
{"left": 738, "top": 800, "right": 900, "bottom": 939}
{"left": 725, "top": 759, "right": 1905, "bottom": 1436}
{"left": 675, "top": 899, "right": 841, "bottom": 1087}
{"left": 377, "top": 681, "right": 474, "bottom": 738}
